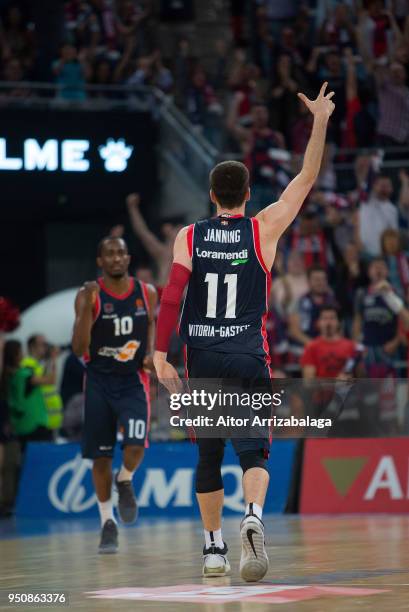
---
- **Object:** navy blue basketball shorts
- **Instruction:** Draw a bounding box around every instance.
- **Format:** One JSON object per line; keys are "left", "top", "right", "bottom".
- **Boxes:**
{"left": 185, "top": 347, "right": 271, "bottom": 458}
{"left": 82, "top": 368, "right": 150, "bottom": 459}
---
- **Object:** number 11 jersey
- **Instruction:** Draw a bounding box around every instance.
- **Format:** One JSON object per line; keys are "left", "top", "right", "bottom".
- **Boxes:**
{"left": 179, "top": 215, "right": 271, "bottom": 360}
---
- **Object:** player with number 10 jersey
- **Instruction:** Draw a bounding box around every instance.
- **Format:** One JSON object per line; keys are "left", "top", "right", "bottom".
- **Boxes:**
{"left": 72, "top": 236, "right": 157, "bottom": 555}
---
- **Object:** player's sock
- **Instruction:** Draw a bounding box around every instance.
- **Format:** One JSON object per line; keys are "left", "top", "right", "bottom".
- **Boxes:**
{"left": 117, "top": 465, "right": 134, "bottom": 482}
{"left": 204, "top": 528, "right": 224, "bottom": 549}
{"left": 98, "top": 499, "right": 116, "bottom": 526}
{"left": 245, "top": 502, "right": 263, "bottom": 521}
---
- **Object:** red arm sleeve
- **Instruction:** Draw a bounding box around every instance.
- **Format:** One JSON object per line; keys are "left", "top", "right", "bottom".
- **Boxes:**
{"left": 155, "top": 262, "right": 191, "bottom": 353}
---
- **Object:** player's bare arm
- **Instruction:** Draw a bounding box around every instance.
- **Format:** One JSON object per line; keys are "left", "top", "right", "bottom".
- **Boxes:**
{"left": 256, "top": 82, "right": 335, "bottom": 267}
{"left": 142, "top": 283, "right": 158, "bottom": 372}
{"left": 72, "top": 281, "right": 100, "bottom": 356}
{"left": 126, "top": 193, "right": 168, "bottom": 260}
{"left": 172, "top": 225, "right": 192, "bottom": 269}
{"left": 153, "top": 225, "right": 192, "bottom": 392}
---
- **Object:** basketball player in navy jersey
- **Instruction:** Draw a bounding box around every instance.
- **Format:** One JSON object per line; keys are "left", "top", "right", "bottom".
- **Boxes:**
{"left": 154, "top": 83, "right": 335, "bottom": 581}
{"left": 72, "top": 237, "right": 157, "bottom": 554}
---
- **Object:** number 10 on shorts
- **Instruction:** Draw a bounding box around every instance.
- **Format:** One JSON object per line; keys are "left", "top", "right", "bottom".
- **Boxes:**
{"left": 128, "top": 418, "right": 145, "bottom": 439}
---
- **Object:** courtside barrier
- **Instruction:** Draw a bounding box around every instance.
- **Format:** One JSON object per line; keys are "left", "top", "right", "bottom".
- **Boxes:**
{"left": 16, "top": 440, "right": 297, "bottom": 519}
{"left": 301, "top": 437, "right": 409, "bottom": 513}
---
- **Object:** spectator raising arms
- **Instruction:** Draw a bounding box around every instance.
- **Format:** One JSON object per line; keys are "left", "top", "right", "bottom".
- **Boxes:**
{"left": 227, "top": 93, "right": 287, "bottom": 210}
{"left": 126, "top": 193, "right": 183, "bottom": 288}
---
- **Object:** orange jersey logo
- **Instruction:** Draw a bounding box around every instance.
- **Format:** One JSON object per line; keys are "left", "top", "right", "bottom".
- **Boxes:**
{"left": 115, "top": 340, "right": 140, "bottom": 362}
{"left": 98, "top": 340, "right": 141, "bottom": 363}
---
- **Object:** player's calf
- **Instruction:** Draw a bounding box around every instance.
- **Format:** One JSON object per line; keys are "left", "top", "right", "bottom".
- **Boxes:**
{"left": 238, "top": 450, "right": 270, "bottom": 582}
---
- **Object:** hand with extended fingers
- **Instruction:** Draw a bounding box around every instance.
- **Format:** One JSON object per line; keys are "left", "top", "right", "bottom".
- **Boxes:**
{"left": 297, "top": 82, "right": 335, "bottom": 120}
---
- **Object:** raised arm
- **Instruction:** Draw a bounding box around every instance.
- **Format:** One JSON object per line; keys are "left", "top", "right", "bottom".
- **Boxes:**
{"left": 126, "top": 193, "right": 167, "bottom": 261}
{"left": 226, "top": 92, "right": 252, "bottom": 152}
{"left": 72, "top": 281, "right": 100, "bottom": 357}
{"left": 256, "top": 82, "right": 335, "bottom": 240}
{"left": 386, "top": 9, "right": 404, "bottom": 57}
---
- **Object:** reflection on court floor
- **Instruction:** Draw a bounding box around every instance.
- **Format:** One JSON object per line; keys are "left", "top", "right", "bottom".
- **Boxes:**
{"left": 1, "top": 515, "right": 409, "bottom": 611}
{"left": 86, "top": 584, "right": 388, "bottom": 605}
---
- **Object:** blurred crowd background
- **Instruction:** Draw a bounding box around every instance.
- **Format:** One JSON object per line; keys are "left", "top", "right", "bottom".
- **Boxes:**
{"left": 2, "top": 0, "right": 409, "bottom": 514}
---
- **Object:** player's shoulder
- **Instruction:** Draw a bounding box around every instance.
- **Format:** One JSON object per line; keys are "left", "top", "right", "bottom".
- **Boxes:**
{"left": 255, "top": 201, "right": 281, "bottom": 228}
{"left": 175, "top": 224, "right": 193, "bottom": 241}
{"left": 75, "top": 280, "right": 97, "bottom": 299}
{"left": 173, "top": 224, "right": 197, "bottom": 256}
{"left": 136, "top": 279, "right": 158, "bottom": 306}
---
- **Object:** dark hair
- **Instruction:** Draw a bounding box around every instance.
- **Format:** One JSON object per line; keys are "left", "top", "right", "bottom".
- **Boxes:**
{"left": 97, "top": 236, "right": 128, "bottom": 257}
{"left": 319, "top": 305, "right": 339, "bottom": 318}
{"left": 1, "top": 339, "right": 22, "bottom": 396}
{"left": 27, "top": 335, "right": 39, "bottom": 350}
{"left": 381, "top": 228, "right": 401, "bottom": 254}
{"left": 307, "top": 265, "right": 326, "bottom": 278}
{"left": 373, "top": 173, "right": 391, "bottom": 183}
{"left": 209, "top": 161, "right": 249, "bottom": 209}
{"left": 3, "top": 340, "right": 22, "bottom": 370}
{"left": 368, "top": 256, "right": 386, "bottom": 267}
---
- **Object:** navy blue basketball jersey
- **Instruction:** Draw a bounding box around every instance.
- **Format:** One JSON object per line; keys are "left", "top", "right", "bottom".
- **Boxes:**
{"left": 179, "top": 215, "right": 271, "bottom": 361}
{"left": 87, "top": 277, "right": 149, "bottom": 375}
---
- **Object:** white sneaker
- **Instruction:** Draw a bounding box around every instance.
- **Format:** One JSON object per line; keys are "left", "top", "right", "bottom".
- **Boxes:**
{"left": 202, "top": 543, "right": 231, "bottom": 577}
{"left": 239, "top": 514, "right": 268, "bottom": 582}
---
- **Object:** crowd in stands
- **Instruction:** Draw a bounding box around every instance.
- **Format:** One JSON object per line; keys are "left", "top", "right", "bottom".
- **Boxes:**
{"left": 2, "top": 0, "right": 409, "bottom": 512}
{"left": 0, "top": 2, "right": 407, "bottom": 132}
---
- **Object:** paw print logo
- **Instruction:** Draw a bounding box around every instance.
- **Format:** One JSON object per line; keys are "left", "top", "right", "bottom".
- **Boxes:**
{"left": 98, "top": 139, "right": 133, "bottom": 172}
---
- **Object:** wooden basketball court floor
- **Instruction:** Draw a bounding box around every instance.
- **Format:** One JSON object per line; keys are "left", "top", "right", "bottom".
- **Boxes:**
{"left": 1, "top": 514, "right": 409, "bottom": 611}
